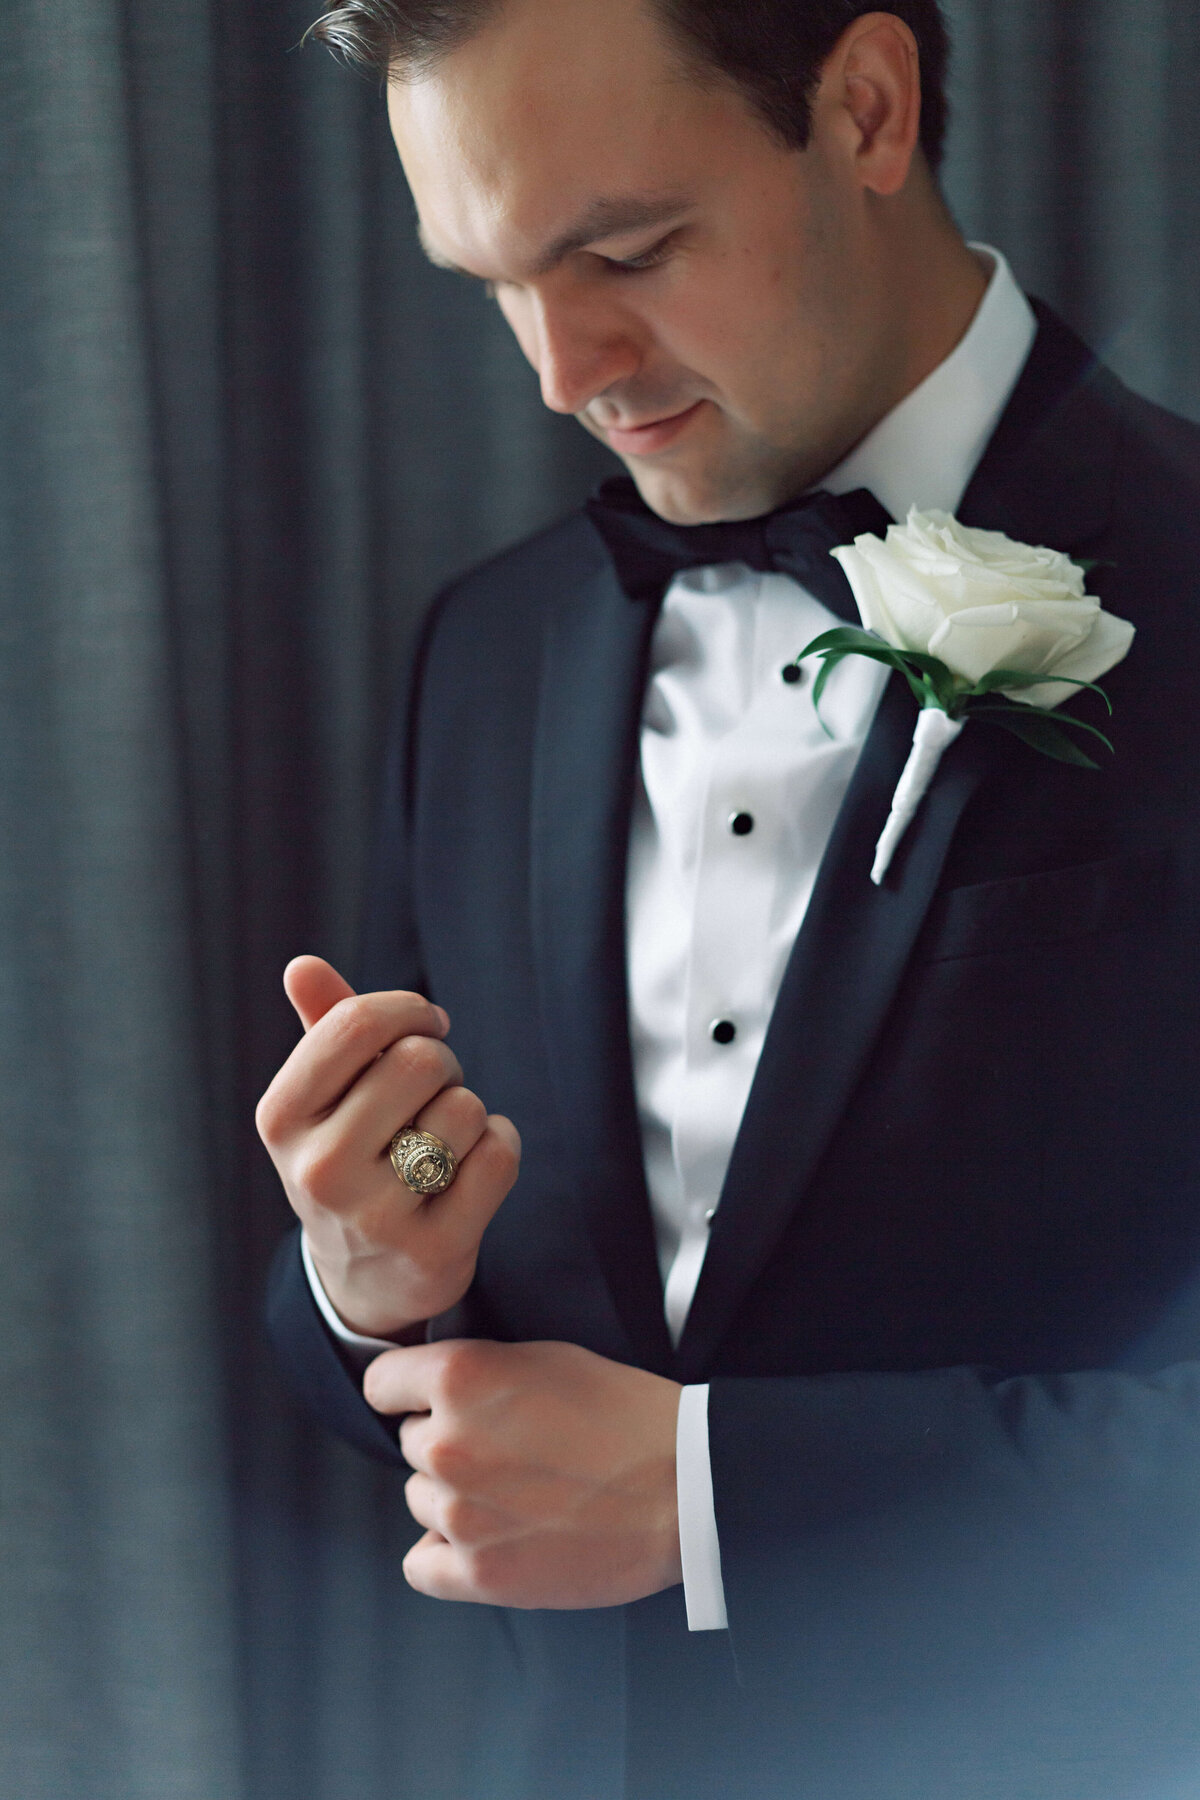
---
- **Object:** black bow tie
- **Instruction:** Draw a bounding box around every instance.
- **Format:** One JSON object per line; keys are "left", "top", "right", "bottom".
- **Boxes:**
{"left": 584, "top": 475, "right": 893, "bottom": 623}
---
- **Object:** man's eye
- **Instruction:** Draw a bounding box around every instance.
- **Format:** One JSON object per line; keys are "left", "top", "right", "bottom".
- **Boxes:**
{"left": 603, "top": 240, "right": 673, "bottom": 275}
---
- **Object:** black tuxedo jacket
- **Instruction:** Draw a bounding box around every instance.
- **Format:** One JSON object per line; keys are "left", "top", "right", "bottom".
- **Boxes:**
{"left": 269, "top": 306, "right": 1200, "bottom": 1799}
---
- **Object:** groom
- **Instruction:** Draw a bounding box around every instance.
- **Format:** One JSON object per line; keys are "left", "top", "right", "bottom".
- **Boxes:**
{"left": 261, "top": 2, "right": 1200, "bottom": 1795}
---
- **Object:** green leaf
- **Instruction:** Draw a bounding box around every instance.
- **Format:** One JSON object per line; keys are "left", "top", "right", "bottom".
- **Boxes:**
{"left": 842, "top": 645, "right": 918, "bottom": 670}
{"left": 807, "top": 644, "right": 932, "bottom": 728}
{"left": 926, "top": 662, "right": 964, "bottom": 713}
{"left": 975, "top": 708, "right": 1105, "bottom": 768}
{"left": 810, "top": 652, "right": 847, "bottom": 734}
{"left": 896, "top": 649, "right": 960, "bottom": 679}
{"left": 968, "top": 668, "right": 1114, "bottom": 714}
{"left": 903, "top": 667, "right": 939, "bottom": 710}
{"left": 794, "top": 624, "right": 1122, "bottom": 775}
{"left": 795, "top": 627, "right": 884, "bottom": 660}
{"left": 969, "top": 667, "right": 1047, "bottom": 696}
{"left": 799, "top": 631, "right": 970, "bottom": 725}
{"left": 971, "top": 701, "right": 1114, "bottom": 756}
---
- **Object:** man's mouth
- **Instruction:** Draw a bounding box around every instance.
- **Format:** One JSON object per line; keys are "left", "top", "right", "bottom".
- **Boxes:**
{"left": 601, "top": 400, "right": 706, "bottom": 457}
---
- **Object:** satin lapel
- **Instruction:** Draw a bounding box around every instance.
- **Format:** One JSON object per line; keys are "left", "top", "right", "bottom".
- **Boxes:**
{"left": 675, "top": 302, "right": 1121, "bottom": 1381}
{"left": 957, "top": 300, "right": 1115, "bottom": 548}
{"left": 530, "top": 563, "right": 676, "bottom": 1375}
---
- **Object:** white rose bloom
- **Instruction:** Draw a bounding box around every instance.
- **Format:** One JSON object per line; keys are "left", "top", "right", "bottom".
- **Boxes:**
{"left": 823, "top": 508, "right": 1136, "bottom": 883}
{"left": 833, "top": 508, "right": 1135, "bottom": 709}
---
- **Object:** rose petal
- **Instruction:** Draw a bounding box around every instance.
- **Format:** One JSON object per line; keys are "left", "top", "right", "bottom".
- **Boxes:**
{"left": 891, "top": 510, "right": 1088, "bottom": 603}
{"left": 828, "top": 541, "right": 891, "bottom": 636}
{"left": 926, "top": 602, "right": 1093, "bottom": 684}
{"left": 1000, "top": 609, "right": 1137, "bottom": 709}
{"left": 833, "top": 539, "right": 943, "bottom": 648}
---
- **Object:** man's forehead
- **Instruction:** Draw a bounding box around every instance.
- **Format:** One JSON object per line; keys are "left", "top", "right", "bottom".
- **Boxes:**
{"left": 384, "top": 0, "right": 731, "bottom": 281}
{"left": 416, "top": 192, "right": 695, "bottom": 281}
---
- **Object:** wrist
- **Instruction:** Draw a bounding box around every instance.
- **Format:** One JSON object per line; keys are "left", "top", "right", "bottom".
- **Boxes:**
{"left": 305, "top": 1240, "right": 441, "bottom": 1340}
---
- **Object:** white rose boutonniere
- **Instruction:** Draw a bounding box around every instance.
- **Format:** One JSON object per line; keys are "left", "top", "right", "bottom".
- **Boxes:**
{"left": 795, "top": 508, "right": 1136, "bottom": 884}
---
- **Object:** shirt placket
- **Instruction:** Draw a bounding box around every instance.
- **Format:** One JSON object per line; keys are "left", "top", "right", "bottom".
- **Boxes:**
{"left": 664, "top": 627, "right": 782, "bottom": 1340}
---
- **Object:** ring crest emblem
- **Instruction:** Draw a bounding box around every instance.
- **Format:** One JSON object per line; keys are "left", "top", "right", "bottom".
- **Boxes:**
{"left": 389, "top": 1128, "right": 458, "bottom": 1196}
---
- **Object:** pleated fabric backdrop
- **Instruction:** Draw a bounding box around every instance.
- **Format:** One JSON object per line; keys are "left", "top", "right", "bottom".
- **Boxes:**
{"left": 2, "top": 3, "right": 1198, "bottom": 1794}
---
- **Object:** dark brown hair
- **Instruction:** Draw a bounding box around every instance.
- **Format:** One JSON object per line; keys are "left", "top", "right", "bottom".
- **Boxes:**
{"left": 307, "top": 1, "right": 952, "bottom": 169}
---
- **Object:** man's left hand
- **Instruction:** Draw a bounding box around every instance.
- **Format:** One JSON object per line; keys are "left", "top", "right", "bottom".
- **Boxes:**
{"left": 362, "top": 1339, "right": 683, "bottom": 1608}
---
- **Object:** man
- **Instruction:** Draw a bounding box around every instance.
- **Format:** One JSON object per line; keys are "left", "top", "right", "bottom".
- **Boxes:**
{"left": 259, "top": 2, "right": 1200, "bottom": 1795}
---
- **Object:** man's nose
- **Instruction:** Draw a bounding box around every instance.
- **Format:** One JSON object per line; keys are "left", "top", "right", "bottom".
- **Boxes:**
{"left": 529, "top": 290, "right": 641, "bottom": 416}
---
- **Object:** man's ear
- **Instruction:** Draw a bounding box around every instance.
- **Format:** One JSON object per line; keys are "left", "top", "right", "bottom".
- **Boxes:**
{"left": 815, "top": 11, "right": 923, "bottom": 197}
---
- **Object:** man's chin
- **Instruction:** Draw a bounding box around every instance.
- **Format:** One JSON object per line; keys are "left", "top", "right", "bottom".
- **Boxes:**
{"left": 621, "top": 458, "right": 778, "bottom": 526}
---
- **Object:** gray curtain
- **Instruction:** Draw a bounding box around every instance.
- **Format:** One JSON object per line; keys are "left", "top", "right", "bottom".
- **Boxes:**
{"left": 2, "top": 3, "right": 1198, "bottom": 1795}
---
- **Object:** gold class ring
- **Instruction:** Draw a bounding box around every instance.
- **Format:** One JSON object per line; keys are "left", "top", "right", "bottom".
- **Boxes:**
{"left": 389, "top": 1127, "right": 458, "bottom": 1196}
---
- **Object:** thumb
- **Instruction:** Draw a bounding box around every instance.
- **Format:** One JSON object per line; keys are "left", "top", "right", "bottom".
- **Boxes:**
{"left": 284, "top": 955, "right": 357, "bottom": 1032}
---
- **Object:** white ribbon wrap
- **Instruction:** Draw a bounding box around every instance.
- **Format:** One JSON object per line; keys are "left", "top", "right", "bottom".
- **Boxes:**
{"left": 871, "top": 706, "right": 965, "bottom": 885}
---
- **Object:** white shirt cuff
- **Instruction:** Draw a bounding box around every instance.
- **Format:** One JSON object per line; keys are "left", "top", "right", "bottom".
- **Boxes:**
{"left": 676, "top": 1383, "right": 728, "bottom": 1631}
{"left": 300, "top": 1231, "right": 404, "bottom": 1372}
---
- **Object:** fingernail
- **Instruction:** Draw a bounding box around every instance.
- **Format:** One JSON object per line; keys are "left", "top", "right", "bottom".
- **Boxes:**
{"left": 434, "top": 1006, "right": 451, "bottom": 1033}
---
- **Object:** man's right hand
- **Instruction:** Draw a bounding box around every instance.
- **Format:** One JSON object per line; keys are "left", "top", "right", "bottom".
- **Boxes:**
{"left": 256, "top": 955, "right": 521, "bottom": 1339}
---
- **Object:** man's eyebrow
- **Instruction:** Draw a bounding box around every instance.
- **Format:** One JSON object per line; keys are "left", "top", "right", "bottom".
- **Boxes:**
{"left": 417, "top": 195, "right": 693, "bottom": 282}
{"left": 528, "top": 195, "right": 693, "bottom": 275}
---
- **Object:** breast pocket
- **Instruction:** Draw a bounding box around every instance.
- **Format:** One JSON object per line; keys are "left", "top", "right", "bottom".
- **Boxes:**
{"left": 917, "top": 845, "right": 1170, "bottom": 964}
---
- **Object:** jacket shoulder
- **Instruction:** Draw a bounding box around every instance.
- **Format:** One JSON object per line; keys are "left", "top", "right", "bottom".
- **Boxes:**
{"left": 1114, "top": 385, "right": 1200, "bottom": 508}
{"left": 433, "top": 507, "right": 609, "bottom": 635}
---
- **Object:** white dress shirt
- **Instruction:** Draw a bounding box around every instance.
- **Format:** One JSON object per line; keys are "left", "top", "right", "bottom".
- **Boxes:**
{"left": 305, "top": 247, "right": 1037, "bottom": 1634}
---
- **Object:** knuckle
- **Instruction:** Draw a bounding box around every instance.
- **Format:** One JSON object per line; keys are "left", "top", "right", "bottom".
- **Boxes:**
{"left": 425, "top": 1433, "right": 469, "bottom": 1485}
{"left": 444, "top": 1087, "right": 488, "bottom": 1137}
{"left": 254, "top": 1088, "right": 284, "bottom": 1146}
{"left": 456, "top": 1084, "right": 488, "bottom": 1123}
{"left": 464, "top": 1544, "right": 509, "bottom": 1601}
{"left": 442, "top": 1493, "right": 484, "bottom": 1544}
{"left": 328, "top": 992, "right": 376, "bottom": 1041}
{"left": 389, "top": 1034, "right": 450, "bottom": 1089}
{"left": 393, "top": 988, "right": 435, "bottom": 1016}
{"left": 435, "top": 1339, "right": 488, "bottom": 1404}
{"left": 475, "top": 1129, "right": 521, "bottom": 1188}
{"left": 317, "top": 993, "right": 384, "bottom": 1064}
{"left": 291, "top": 1139, "right": 343, "bottom": 1200}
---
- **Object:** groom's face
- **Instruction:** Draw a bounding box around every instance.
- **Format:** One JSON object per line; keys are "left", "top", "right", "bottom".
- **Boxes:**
{"left": 388, "top": 0, "right": 900, "bottom": 523}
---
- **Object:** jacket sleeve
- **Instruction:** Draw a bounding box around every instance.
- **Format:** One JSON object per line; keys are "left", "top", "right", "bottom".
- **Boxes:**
{"left": 708, "top": 1270, "right": 1200, "bottom": 1731}
{"left": 266, "top": 1226, "right": 409, "bottom": 1468}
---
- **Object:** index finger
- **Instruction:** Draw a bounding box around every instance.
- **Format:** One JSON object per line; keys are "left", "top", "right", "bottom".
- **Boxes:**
{"left": 362, "top": 1338, "right": 489, "bottom": 1417}
{"left": 259, "top": 989, "right": 454, "bottom": 1131}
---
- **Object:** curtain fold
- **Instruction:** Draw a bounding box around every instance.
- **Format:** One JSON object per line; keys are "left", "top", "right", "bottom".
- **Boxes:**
{"left": 2, "top": 2, "right": 1198, "bottom": 1793}
{"left": 1, "top": 5, "right": 242, "bottom": 1797}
